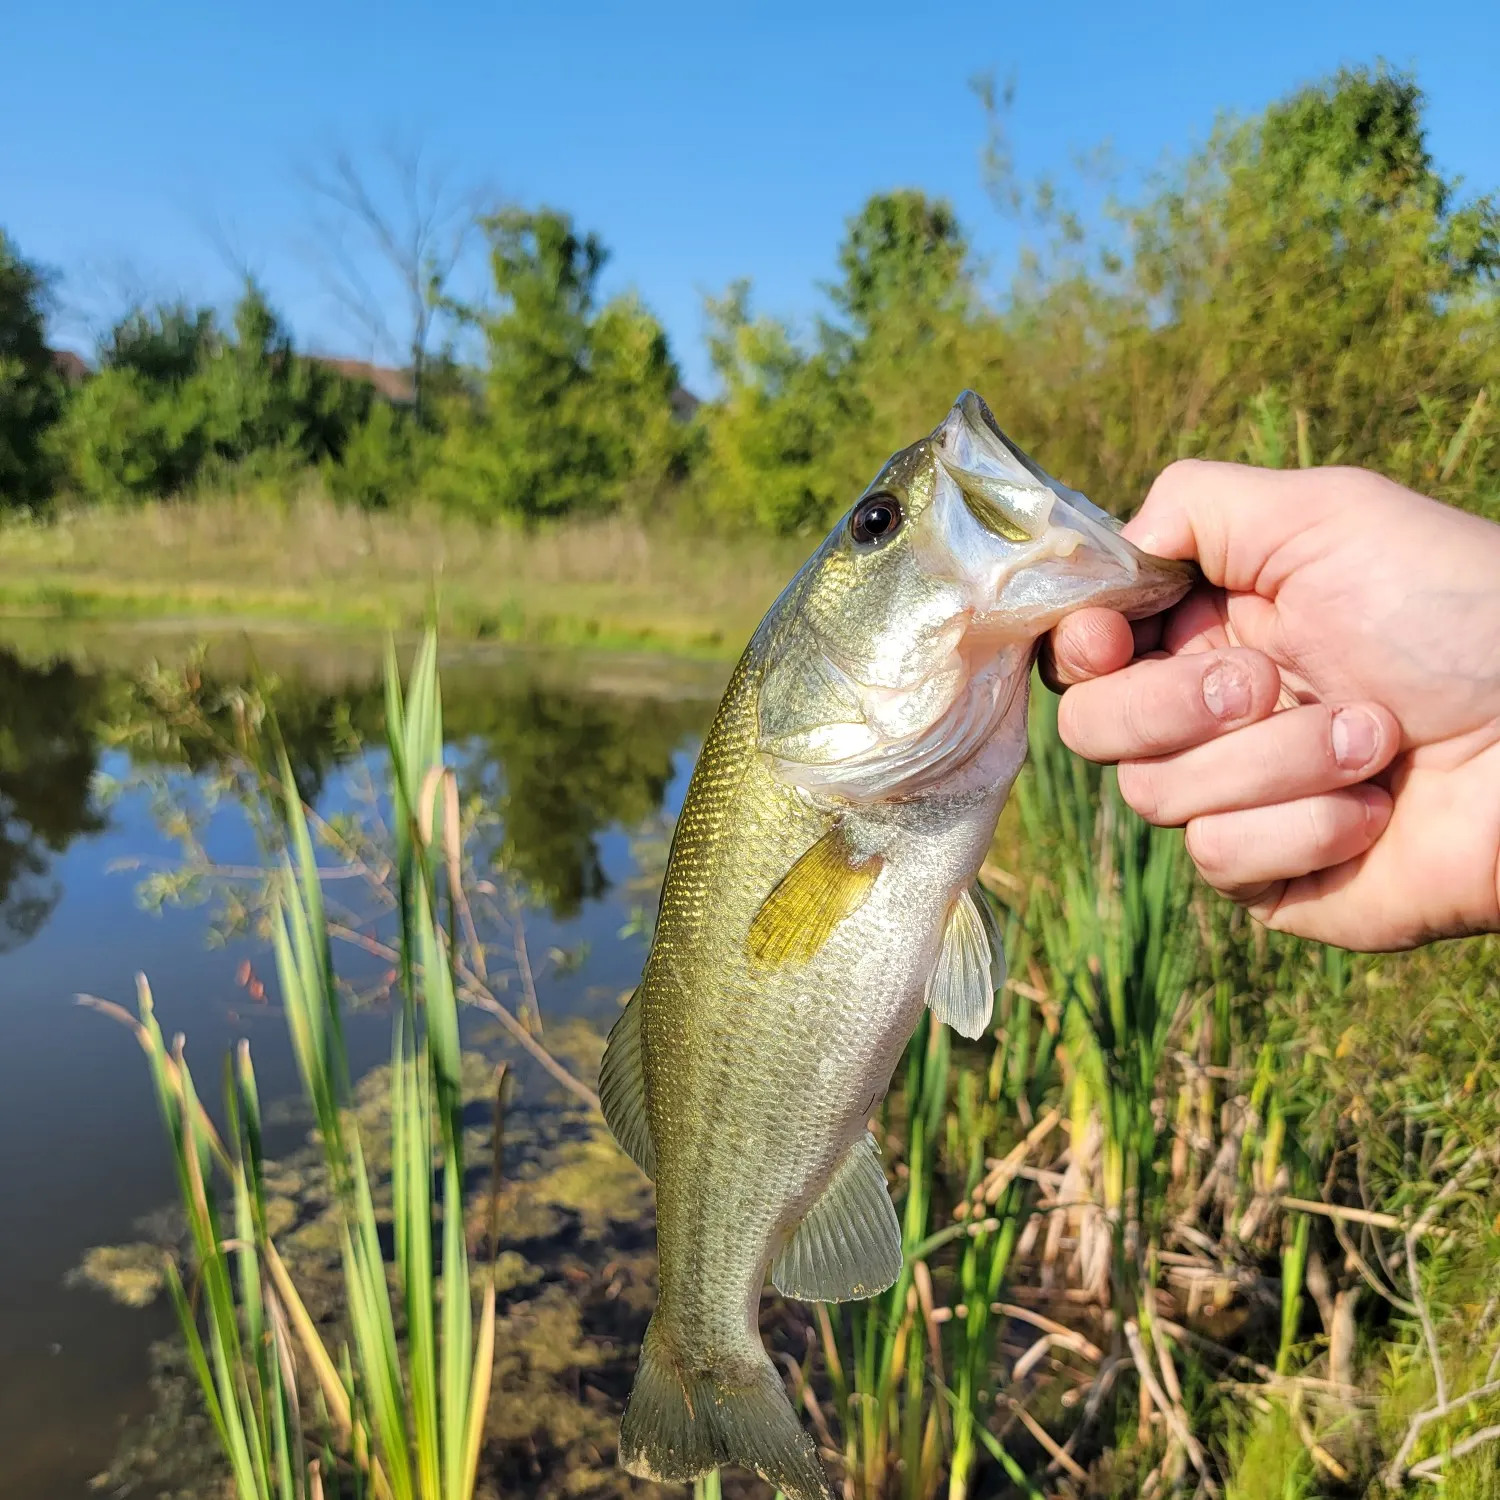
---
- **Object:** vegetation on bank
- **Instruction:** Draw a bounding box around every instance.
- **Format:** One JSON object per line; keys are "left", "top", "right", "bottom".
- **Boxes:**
{"left": 2, "top": 65, "right": 1496, "bottom": 553}
{"left": 0, "top": 493, "right": 800, "bottom": 654}
{"left": 64, "top": 637, "right": 1500, "bottom": 1499}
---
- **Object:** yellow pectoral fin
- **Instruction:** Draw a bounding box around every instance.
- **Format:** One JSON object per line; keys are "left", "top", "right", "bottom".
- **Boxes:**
{"left": 747, "top": 825, "right": 883, "bottom": 969}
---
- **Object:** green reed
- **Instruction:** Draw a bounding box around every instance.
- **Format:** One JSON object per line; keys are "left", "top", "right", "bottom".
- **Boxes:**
{"left": 120, "top": 630, "right": 500, "bottom": 1500}
{"left": 1017, "top": 685, "right": 1198, "bottom": 1298}
{"left": 814, "top": 905, "right": 1051, "bottom": 1500}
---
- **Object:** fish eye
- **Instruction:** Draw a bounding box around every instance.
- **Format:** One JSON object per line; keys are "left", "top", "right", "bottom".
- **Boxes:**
{"left": 850, "top": 493, "right": 903, "bottom": 546}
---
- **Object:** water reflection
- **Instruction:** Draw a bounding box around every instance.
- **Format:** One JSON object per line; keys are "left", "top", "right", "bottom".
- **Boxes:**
{"left": 464, "top": 685, "right": 702, "bottom": 916}
{"left": 0, "top": 652, "right": 108, "bottom": 951}
{"left": 0, "top": 640, "right": 714, "bottom": 946}
{"left": 0, "top": 631, "right": 720, "bottom": 1497}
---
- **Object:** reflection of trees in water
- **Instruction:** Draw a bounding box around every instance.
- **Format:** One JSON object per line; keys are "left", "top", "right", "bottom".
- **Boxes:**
{"left": 452, "top": 685, "right": 705, "bottom": 918}
{"left": 0, "top": 652, "right": 108, "bottom": 951}
{"left": 0, "top": 642, "right": 708, "bottom": 947}
{"left": 105, "top": 664, "right": 383, "bottom": 806}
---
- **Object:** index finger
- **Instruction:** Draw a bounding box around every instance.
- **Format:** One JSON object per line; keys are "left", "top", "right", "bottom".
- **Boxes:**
{"left": 1056, "top": 646, "right": 1283, "bottom": 762}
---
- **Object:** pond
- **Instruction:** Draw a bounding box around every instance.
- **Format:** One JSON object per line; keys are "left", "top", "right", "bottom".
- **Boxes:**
{"left": 0, "top": 624, "right": 724, "bottom": 1499}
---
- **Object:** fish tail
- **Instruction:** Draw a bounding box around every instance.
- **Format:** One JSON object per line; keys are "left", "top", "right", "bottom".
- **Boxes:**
{"left": 619, "top": 1316, "right": 833, "bottom": 1500}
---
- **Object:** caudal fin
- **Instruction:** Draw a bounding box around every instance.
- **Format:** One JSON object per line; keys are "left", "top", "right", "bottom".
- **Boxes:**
{"left": 619, "top": 1318, "right": 832, "bottom": 1500}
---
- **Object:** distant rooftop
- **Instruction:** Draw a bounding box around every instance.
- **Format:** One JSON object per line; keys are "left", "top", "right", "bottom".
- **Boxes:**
{"left": 308, "top": 356, "right": 416, "bottom": 405}
{"left": 50, "top": 349, "right": 91, "bottom": 384}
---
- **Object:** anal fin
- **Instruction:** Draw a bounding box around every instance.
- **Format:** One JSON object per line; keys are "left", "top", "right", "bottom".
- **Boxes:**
{"left": 771, "top": 1132, "right": 902, "bottom": 1303}
{"left": 599, "top": 988, "right": 655, "bottom": 1178}
{"left": 925, "top": 885, "right": 1004, "bottom": 1040}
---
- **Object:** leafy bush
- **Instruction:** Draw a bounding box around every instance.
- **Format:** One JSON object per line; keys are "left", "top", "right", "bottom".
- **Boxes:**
{"left": 51, "top": 284, "right": 378, "bottom": 503}
{"left": 325, "top": 398, "right": 434, "bottom": 509}
{"left": 686, "top": 66, "right": 1500, "bottom": 534}
{"left": 432, "top": 208, "right": 688, "bottom": 521}
{"left": 0, "top": 229, "right": 63, "bottom": 508}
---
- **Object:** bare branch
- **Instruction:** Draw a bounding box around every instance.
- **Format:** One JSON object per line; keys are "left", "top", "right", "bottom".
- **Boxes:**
{"left": 296, "top": 135, "right": 495, "bottom": 408}
{"left": 1408, "top": 1423, "right": 1500, "bottom": 1482}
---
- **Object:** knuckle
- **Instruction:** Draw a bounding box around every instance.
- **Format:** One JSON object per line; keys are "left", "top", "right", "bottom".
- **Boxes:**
{"left": 1149, "top": 458, "right": 1211, "bottom": 503}
{"left": 1117, "top": 761, "right": 1168, "bottom": 825}
{"left": 1184, "top": 818, "right": 1227, "bottom": 880}
{"left": 1303, "top": 795, "right": 1346, "bottom": 853}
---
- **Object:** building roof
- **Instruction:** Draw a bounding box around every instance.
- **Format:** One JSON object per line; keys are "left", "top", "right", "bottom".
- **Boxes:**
{"left": 308, "top": 356, "right": 417, "bottom": 405}
{"left": 49, "top": 349, "right": 91, "bottom": 384}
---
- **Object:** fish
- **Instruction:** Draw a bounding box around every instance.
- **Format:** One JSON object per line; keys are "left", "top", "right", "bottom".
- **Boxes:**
{"left": 599, "top": 391, "right": 1195, "bottom": 1500}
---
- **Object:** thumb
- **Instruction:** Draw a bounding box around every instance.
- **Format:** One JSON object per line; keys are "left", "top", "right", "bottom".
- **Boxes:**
{"left": 1120, "top": 460, "right": 1343, "bottom": 594}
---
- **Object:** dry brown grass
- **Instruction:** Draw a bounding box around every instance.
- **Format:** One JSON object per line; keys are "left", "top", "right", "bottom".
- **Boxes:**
{"left": 0, "top": 488, "right": 808, "bottom": 656}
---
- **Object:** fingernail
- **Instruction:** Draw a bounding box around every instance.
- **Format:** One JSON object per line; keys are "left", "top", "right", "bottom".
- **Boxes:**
{"left": 1360, "top": 784, "right": 1393, "bottom": 832}
{"left": 1201, "top": 660, "right": 1251, "bottom": 721}
{"left": 1331, "top": 707, "right": 1379, "bottom": 770}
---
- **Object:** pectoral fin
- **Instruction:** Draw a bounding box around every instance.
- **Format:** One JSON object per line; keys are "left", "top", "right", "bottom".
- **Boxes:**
{"left": 924, "top": 886, "right": 1004, "bottom": 1040}
{"left": 599, "top": 988, "right": 655, "bottom": 1178}
{"left": 747, "top": 825, "right": 883, "bottom": 968}
{"left": 771, "top": 1132, "right": 902, "bottom": 1303}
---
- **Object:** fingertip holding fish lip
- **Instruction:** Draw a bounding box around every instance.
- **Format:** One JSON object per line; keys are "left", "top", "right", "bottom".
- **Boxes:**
{"left": 1330, "top": 705, "right": 1383, "bottom": 771}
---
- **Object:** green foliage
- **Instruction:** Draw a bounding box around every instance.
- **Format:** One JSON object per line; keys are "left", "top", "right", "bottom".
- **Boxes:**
{"left": 690, "top": 65, "right": 1500, "bottom": 535}
{"left": 830, "top": 189, "right": 969, "bottom": 335}
{"left": 694, "top": 281, "right": 863, "bottom": 533}
{"left": 105, "top": 302, "right": 219, "bottom": 383}
{"left": 433, "top": 208, "right": 686, "bottom": 520}
{"left": 1222, "top": 1403, "right": 1317, "bottom": 1500}
{"left": 0, "top": 229, "right": 63, "bottom": 507}
{"left": 118, "top": 632, "right": 503, "bottom": 1500}
{"left": 51, "top": 284, "right": 384, "bottom": 504}
{"left": 694, "top": 190, "right": 977, "bottom": 535}
{"left": 325, "top": 398, "right": 434, "bottom": 510}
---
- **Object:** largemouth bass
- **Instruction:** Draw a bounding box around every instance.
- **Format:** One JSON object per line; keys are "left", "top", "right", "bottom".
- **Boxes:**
{"left": 600, "top": 392, "right": 1193, "bottom": 1499}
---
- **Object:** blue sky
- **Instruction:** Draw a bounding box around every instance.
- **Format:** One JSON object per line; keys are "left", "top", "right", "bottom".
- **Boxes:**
{"left": 4, "top": 1, "right": 1496, "bottom": 392}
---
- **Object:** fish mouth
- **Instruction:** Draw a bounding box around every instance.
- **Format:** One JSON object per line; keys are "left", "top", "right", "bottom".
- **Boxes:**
{"left": 931, "top": 391, "right": 1197, "bottom": 626}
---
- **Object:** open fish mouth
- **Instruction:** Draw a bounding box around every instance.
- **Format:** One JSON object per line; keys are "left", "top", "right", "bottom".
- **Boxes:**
{"left": 931, "top": 390, "right": 1198, "bottom": 624}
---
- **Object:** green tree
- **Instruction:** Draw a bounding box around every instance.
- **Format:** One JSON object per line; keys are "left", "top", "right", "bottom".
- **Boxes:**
{"left": 694, "top": 281, "right": 862, "bottom": 533}
{"left": 0, "top": 230, "right": 63, "bottom": 508}
{"left": 104, "top": 302, "right": 219, "bottom": 383}
{"left": 695, "top": 191, "right": 981, "bottom": 534}
{"left": 52, "top": 282, "right": 380, "bottom": 502}
{"left": 1089, "top": 64, "right": 1500, "bottom": 508}
{"left": 435, "top": 207, "right": 685, "bottom": 520}
{"left": 829, "top": 188, "right": 969, "bottom": 335}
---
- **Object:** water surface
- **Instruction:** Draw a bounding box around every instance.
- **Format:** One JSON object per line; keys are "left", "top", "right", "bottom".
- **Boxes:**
{"left": 0, "top": 625, "right": 721, "bottom": 1498}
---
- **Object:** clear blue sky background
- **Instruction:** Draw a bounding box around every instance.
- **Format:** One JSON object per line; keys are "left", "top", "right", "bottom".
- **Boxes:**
{"left": 4, "top": 1, "right": 1496, "bottom": 393}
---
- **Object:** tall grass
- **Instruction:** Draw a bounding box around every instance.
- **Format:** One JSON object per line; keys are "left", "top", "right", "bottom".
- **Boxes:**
{"left": 92, "top": 633, "right": 1500, "bottom": 1499}
{"left": 96, "top": 631, "right": 505, "bottom": 1499}
{"left": 0, "top": 488, "right": 802, "bottom": 653}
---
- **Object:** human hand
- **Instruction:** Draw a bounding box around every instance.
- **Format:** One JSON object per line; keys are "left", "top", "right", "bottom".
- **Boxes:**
{"left": 1042, "top": 461, "right": 1500, "bottom": 950}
